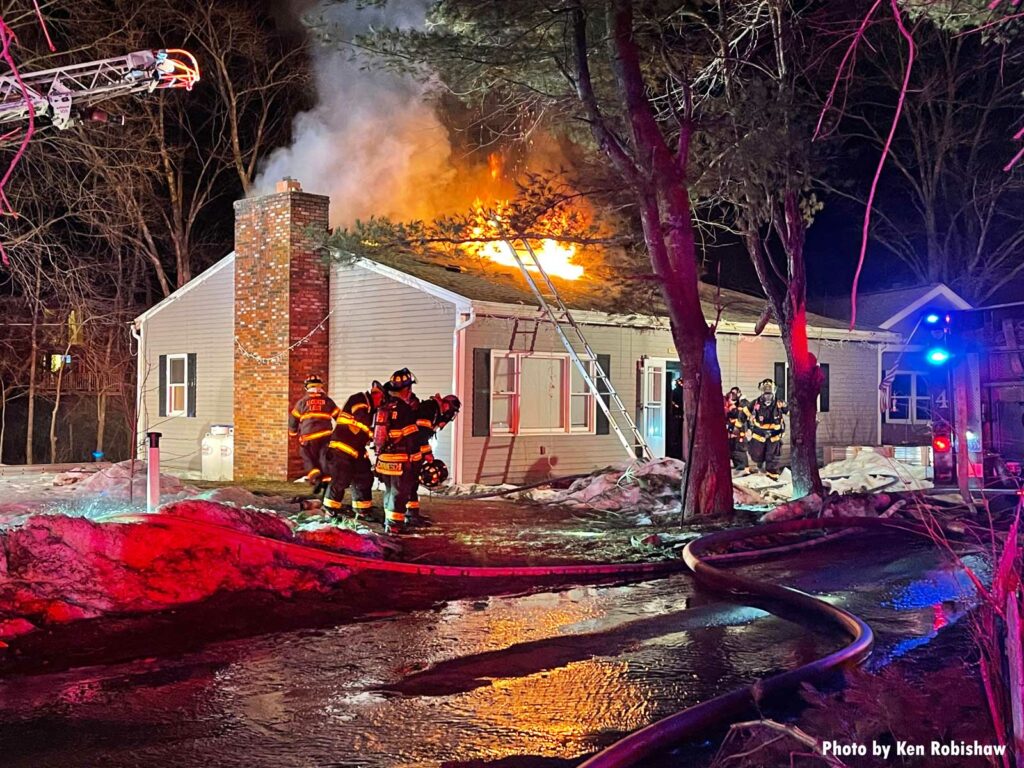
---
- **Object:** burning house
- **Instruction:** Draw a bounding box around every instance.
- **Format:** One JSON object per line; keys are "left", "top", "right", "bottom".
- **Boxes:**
{"left": 132, "top": 180, "right": 898, "bottom": 484}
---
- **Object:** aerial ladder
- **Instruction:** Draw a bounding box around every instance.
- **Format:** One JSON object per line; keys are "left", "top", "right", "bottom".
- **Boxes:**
{"left": 0, "top": 49, "right": 200, "bottom": 130}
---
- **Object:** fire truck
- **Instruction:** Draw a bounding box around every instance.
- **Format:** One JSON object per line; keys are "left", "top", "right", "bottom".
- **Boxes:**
{"left": 926, "top": 302, "right": 1024, "bottom": 498}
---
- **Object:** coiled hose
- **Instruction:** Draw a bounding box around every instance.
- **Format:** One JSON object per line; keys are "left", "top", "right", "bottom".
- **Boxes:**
{"left": 578, "top": 515, "right": 931, "bottom": 768}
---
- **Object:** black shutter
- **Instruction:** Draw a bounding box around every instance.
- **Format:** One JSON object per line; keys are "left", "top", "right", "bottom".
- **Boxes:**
{"left": 774, "top": 361, "right": 787, "bottom": 402}
{"left": 595, "top": 353, "right": 611, "bottom": 435}
{"left": 472, "top": 348, "right": 490, "bottom": 437}
{"left": 880, "top": 368, "right": 887, "bottom": 423}
{"left": 819, "top": 363, "right": 830, "bottom": 412}
{"left": 158, "top": 354, "right": 167, "bottom": 417}
{"left": 186, "top": 353, "right": 197, "bottom": 417}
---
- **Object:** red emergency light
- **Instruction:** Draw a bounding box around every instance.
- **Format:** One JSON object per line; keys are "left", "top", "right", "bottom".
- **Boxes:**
{"left": 932, "top": 435, "right": 951, "bottom": 453}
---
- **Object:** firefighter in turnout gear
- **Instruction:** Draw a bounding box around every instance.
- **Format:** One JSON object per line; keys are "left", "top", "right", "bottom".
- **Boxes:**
{"left": 744, "top": 378, "right": 788, "bottom": 478}
{"left": 322, "top": 381, "right": 387, "bottom": 519}
{"left": 406, "top": 394, "right": 461, "bottom": 524}
{"left": 374, "top": 368, "right": 420, "bottom": 534}
{"left": 288, "top": 375, "right": 340, "bottom": 488}
{"left": 725, "top": 387, "right": 748, "bottom": 470}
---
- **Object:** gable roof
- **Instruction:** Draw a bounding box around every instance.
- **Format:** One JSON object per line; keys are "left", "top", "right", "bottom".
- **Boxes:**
{"left": 817, "top": 283, "right": 972, "bottom": 329}
{"left": 133, "top": 252, "right": 235, "bottom": 326}
{"left": 352, "top": 250, "right": 878, "bottom": 334}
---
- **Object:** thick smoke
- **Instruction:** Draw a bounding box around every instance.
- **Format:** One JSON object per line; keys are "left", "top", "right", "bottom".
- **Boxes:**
{"left": 254, "top": 1, "right": 458, "bottom": 226}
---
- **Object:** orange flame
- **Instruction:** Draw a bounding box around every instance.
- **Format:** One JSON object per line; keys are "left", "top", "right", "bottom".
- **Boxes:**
{"left": 468, "top": 199, "right": 584, "bottom": 281}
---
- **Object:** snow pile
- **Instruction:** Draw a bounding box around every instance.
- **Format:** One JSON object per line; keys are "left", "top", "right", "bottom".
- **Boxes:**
{"left": 732, "top": 449, "right": 932, "bottom": 506}
{"left": 293, "top": 522, "right": 392, "bottom": 558}
{"left": 0, "top": 500, "right": 380, "bottom": 631}
{"left": 189, "top": 486, "right": 295, "bottom": 512}
{"left": 516, "top": 458, "right": 686, "bottom": 518}
{"left": 820, "top": 449, "right": 932, "bottom": 494}
{"left": 73, "top": 459, "right": 188, "bottom": 501}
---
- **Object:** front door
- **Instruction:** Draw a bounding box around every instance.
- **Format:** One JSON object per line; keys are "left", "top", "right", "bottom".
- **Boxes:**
{"left": 640, "top": 359, "right": 666, "bottom": 458}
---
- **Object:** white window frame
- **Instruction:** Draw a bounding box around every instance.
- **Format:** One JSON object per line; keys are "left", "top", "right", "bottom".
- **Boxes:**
{"left": 490, "top": 350, "right": 597, "bottom": 436}
{"left": 886, "top": 370, "right": 930, "bottom": 425}
{"left": 166, "top": 353, "right": 190, "bottom": 417}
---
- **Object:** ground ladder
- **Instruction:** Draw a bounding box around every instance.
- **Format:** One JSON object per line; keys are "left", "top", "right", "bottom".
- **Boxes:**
{"left": 500, "top": 237, "right": 653, "bottom": 461}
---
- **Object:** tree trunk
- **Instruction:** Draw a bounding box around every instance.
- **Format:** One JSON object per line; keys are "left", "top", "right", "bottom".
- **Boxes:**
{"left": 49, "top": 361, "right": 66, "bottom": 464}
{"left": 26, "top": 270, "right": 41, "bottom": 465}
{"left": 0, "top": 381, "right": 6, "bottom": 464}
{"left": 96, "top": 391, "right": 108, "bottom": 457}
{"left": 782, "top": 316, "right": 824, "bottom": 497}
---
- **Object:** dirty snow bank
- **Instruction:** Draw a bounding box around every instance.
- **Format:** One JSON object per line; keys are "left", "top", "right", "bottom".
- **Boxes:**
{"left": 436, "top": 449, "right": 932, "bottom": 518}
{"left": 0, "top": 500, "right": 388, "bottom": 636}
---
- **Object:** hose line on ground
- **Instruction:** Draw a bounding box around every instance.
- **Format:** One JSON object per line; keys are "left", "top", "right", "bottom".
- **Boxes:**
{"left": 578, "top": 515, "right": 933, "bottom": 768}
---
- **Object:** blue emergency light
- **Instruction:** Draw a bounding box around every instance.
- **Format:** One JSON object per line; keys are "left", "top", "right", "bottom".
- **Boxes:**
{"left": 924, "top": 312, "right": 941, "bottom": 324}
{"left": 926, "top": 347, "right": 951, "bottom": 365}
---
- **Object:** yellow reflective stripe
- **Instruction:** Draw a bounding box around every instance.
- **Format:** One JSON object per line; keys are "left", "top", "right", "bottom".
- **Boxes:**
{"left": 337, "top": 416, "right": 372, "bottom": 435}
{"left": 323, "top": 497, "right": 343, "bottom": 510}
{"left": 416, "top": 419, "right": 433, "bottom": 428}
{"left": 331, "top": 407, "right": 341, "bottom": 418}
{"left": 328, "top": 441, "right": 360, "bottom": 458}
{"left": 351, "top": 402, "right": 369, "bottom": 412}
{"left": 387, "top": 429, "right": 403, "bottom": 438}
{"left": 288, "top": 431, "right": 298, "bottom": 437}
{"left": 401, "top": 424, "right": 418, "bottom": 436}
{"left": 353, "top": 500, "right": 372, "bottom": 510}
{"left": 300, "top": 429, "right": 333, "bottom": 442}
{"left": 291, "top": 409, "right": 301, "bottom": 418}
{"left": 406, "top": 501, "right": 420, "bottom": 510}
{"left": 379, "top": 453, "right": 408, "bottom": 462}
{"left": 750, "top": 433, "right": 766, "bottom": 442}
{"left": 411, "top": 452, "right": 422, "bottom": 462}
{"left": 385, "top": 509, "right": 406, "bottom": 523}
{"left": 305, "top": 468, "right": 322, "bottom": 479}
{"left": 300, "top": 412, "right": 333, "bottom": 420}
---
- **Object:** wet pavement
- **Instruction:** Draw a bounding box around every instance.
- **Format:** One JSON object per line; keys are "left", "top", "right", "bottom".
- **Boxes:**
{"left": 0, "top": 530, "right": 985, "bottom": 768}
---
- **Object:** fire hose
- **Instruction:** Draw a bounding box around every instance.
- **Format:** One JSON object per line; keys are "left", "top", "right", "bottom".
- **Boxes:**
{"left": 578, "top": 515, "right": 935, "bottom": 768}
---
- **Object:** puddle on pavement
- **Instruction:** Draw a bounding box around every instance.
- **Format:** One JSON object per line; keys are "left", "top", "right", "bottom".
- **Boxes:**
{"left": 0, "top": 535, "right": 982, "bottom": 767}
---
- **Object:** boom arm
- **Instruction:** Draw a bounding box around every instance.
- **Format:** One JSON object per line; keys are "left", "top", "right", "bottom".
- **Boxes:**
{"left": 0, "top": 49, "right": 200, "bottom": 130}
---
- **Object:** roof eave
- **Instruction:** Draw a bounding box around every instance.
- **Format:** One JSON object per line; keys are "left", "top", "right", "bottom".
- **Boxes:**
{"left": 133, "top": 252, "right": 236, "bottom": 327}
{"left": 470, "top": 300, "right": 897, "bottom": 342}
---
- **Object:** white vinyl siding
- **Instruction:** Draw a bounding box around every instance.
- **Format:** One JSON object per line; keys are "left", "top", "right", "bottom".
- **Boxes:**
{"left": 137, "top": 256, "right": 235, "bottom": 475}
{"left": 462, "top": 315, "right": 882, "bottom": 484}
{"left": 329, "top": 264, "right": 456, "bottom": 468}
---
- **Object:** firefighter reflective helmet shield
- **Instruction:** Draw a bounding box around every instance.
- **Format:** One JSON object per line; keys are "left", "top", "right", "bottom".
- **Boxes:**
{"left": 389, "top": 368, "right": 415, "bottom": 389}
{"left": 418, "top": 458, "right": 449, "bottom": 488}
{"left": 304, "top": 374, "right": 324, "bottom": 390}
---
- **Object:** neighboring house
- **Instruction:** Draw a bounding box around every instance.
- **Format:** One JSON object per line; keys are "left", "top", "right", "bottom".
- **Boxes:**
{"left": 814, "top": 284, "right": 973, "bottom": 448}
{"left": 132, "top": 180, "right": 898, "bottom": 484}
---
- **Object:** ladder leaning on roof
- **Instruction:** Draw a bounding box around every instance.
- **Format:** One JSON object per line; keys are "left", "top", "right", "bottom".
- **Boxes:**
{"left": 500, "top": 237, "right": 654, "bottom": 461}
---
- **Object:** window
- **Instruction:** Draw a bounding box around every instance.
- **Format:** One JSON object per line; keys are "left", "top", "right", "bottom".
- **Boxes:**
{"left": 490, "top": 351, "right": 596, "bottom": 435}
{"left": 159, "top": 353, "right": 196, "bottom": 418}
{"left": 167, "top": 354, "right": 188, "bottom": 415}
{"left": 886, "top": 371, "right": 931, "bottom": 424}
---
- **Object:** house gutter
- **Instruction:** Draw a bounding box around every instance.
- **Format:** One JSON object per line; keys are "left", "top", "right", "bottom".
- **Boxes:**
{"left": 469, "top": 300, "right": 898, "bottom": 344}
{"left": 451, "top": 305, "right": 476, "bottom": 485}
{"left": 129, "top": 320, "right": 144, "bottom": 459}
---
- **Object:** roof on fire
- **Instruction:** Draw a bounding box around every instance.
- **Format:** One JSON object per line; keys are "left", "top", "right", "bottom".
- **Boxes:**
{"left": 351, "top": 250, "right": 889, "bottom": 336}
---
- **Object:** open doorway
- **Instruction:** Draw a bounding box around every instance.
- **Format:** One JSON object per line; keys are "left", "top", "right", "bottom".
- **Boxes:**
{"left": 665, "top": 361, "right": 683, "bottom": 459}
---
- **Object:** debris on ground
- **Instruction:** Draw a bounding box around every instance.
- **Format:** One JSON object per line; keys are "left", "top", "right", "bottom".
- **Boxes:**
{"left": 0, "top": 500, "right": 384, "bottom": 634}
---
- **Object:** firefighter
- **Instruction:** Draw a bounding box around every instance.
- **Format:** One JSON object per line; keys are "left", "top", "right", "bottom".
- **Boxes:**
{"left": 288, "top": 374, "right": 340, "bottom": 489}
{"left": 406, "top": 393, "right": 461, "bottom": 524}
{"left": 322, "top": 380, "right": 387, "bottom": 519}
{"left": 373, "top": 368, "right": 420, "bottom": 534}
{"left": 744, "top": 378, "right": 788, "bottom": 479}
{"left": 725, "top": 386, "right": 748, "bottom": 470}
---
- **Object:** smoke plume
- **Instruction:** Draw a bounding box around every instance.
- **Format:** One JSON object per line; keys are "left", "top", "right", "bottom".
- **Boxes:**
{"left": 254, "top": 0, "right": 458, "bottom": 226}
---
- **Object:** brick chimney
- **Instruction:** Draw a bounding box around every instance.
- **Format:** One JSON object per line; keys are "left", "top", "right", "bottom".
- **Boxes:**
{"left": 233, "top": 179, "right": 331, "bottom": 480}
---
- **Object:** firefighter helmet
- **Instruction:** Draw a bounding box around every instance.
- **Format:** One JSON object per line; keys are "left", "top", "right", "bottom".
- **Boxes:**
{"left": 304, "top": 374, "right": 324, "bottom": 390}
{"left": 389, "top": 368, "right": 416, "bottom": 389}
{"left": 418, "top": 458, "right": 449, "bottom": 489}
{"left": 728, "top": 386, "right": 742, "bottom": 399}
{"left": 758, "top": 378, "right": 776, "bottom": 395}
{"left": 442, "top": 394, "right": 461, "bottom": 414}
